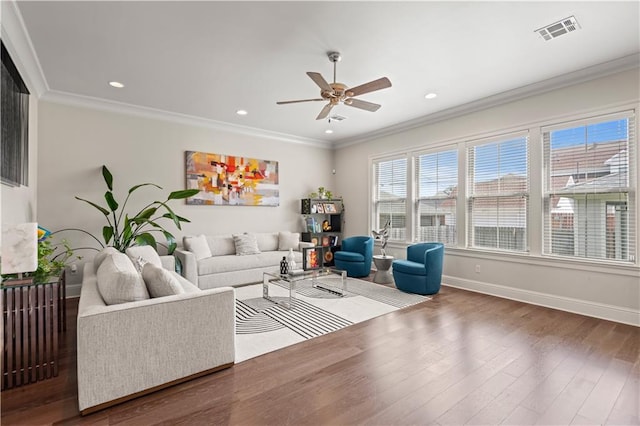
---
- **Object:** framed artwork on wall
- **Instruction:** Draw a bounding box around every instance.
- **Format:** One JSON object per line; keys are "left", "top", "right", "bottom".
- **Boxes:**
{"left": 185, "top": 150, "right": 279, "bottom": 206}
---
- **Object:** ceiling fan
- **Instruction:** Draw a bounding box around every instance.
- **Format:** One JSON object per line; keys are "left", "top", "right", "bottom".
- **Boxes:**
{"left": 276, "top": 51, "right": 392, "bottom": 120}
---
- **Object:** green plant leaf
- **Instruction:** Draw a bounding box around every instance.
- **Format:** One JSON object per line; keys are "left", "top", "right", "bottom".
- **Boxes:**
{"left": 128, "top": 183, "right": 162, "bottom": 194}
{"left": 136, "top": 207, "right": 157, "bottom": 221}
{"left": 102, "top": 166, "right": 113, "bottom": 191}
{"left": 135, "top": 233, "right": 157, "bottom": 249}
{"left": 162, "top": 231, "right": 177, "bottom": 254}
{"left": 75, "top": 196, "right": 110, "bottom": 216}
{"left": 168, "top": 189, "right": 200, "bottom": 200}
{"left": 103, "top": 226, "right": 114, "bottom": 245}
{"left": 122, "top": 217, "right": 133, "bottom": 243}
{"left": 105, "top": 191, "right": 119, "bottom": 211}
{"left": 161, "top": 212, "right": 191, "bottom": 223}
{"left": 159, "top": 203, "right": 181, "bottom": 229}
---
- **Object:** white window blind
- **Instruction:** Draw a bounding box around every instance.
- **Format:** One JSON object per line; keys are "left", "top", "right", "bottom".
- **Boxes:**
{"left": 415, "top": 149, "right": 457, "bottom": 245}
{"left": 467, "top": 134, "right": 529, "bottom": 251}
{"left": 543, "top": 112, "right": 635, "bottom": 262}
{"left": 373, "top": 157, "right": 407, "bottom": 241}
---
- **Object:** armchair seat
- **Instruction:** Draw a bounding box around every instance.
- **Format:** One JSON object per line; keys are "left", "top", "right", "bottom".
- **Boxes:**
{"left": 333, "top": 236, "right": 373, "bottom": 278}
{"left": 392, "top": 259, "right": 427, "bottom": 276}
{"left": 392, "top": 242, "right": 443, "bottom": 295}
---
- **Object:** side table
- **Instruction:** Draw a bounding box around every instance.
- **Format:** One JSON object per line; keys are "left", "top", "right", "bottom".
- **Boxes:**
{"left": 1, "top": 272, "right": 66, "bottom": 390}
{"left": 373, "top": 255, "right": 394, "bottom": 284}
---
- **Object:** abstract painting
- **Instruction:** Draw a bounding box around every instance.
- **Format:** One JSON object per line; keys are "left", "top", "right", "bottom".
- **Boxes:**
{"left": 185, "top": 151, "right": 279, "bottom": 206}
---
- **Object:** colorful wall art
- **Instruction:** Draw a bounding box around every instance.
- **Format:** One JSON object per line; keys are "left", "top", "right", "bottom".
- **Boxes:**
{"left": 185, "top": 151, "right": 279, "bottom": 206}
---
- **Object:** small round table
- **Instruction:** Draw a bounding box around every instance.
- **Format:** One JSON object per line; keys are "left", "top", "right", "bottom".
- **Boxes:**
{"left": 373, "top": 255, "right": 394, "bottom": 284}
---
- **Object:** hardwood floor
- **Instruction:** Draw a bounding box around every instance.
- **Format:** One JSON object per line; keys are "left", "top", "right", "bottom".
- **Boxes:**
{"left": 2, "top": 282, "right": 638, "bottom": 425}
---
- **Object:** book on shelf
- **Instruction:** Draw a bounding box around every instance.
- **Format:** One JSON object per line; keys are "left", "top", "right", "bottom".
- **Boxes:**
{"left": 305, "top": 216, "right": 316, "bottom": 232}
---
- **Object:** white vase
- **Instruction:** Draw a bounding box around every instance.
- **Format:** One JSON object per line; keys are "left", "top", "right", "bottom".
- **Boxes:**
{"left": 287, "top": 248, "right": 296, "bottom": 270}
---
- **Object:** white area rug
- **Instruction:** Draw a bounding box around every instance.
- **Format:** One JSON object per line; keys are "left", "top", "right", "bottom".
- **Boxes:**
{"left": 234, "top": 276, "right": 429, "bottom": 362}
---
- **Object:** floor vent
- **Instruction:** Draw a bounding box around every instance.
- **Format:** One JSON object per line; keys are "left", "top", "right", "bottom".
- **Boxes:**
{"left": 535, "top": 16, "right": 580, "bottom": 41}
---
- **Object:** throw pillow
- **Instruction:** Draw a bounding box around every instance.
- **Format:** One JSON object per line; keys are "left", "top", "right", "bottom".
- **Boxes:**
{"left": 125, "top": 245, "right": 162, "bottom": 268}
{"left": 97, "top": 252, "right": 149, "bottom": 305}
{"left": 184, "top": 235, "right": 212, "bottom": 260}
{"left": 141, "top": 263, "right": 185, "bottom": 298}
{"left": 93, "top": 246, "right": 120, "bottom": 270}
{"left": 233, "top": 233, "right": 261, "bottom": 256}
{"left": 278, "top": 232, "right": 300, "bottom": 251}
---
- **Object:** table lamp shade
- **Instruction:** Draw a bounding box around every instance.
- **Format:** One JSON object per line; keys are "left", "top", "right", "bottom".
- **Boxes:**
{"left": 1, "top": 222, "right": 38, "bottom": 275}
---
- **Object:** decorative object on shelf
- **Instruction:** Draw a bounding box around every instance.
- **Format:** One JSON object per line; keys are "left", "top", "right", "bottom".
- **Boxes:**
{"left": 186, "top": 151, "right": 279, "bottom": 206}
{"left": 372, "top": 218, "right": 391, "bottom": 257}
{"left": 1, "top": 223, "right": 38, "bottom": 286}
{"left": 324, "top": 203, "right": 337, "bottom": 214}
{"left": 316, "top": 204, "right": 325, "bottom": 213}
{"left": 287, "top": 248, "right": 296, "bottom": 270}
{"left": 303, "top": 247, "right": 321, "bottom": 270}
{"left": 324, "top": 250, "right": 334, "bottom": 263}
{"left": 322, "top": 236, "right": 330, "bottom": 247}
{"left": 280, "top": 256, "right": 289, "bottom": 274}
{"left": 322, "top": 220, "right": 331, "bottom": 231}
{"left": 75, "top": 165, "right": 198, "bottom": 254}
{"left": 317, "top": 186, "right": 327, "bottom": 199}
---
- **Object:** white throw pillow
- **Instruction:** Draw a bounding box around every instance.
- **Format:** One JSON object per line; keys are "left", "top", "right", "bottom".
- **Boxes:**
{"left": 233, "top": 233, "right": 261, "bottom": 255}
{"left": 184, "top": 235, "right": 212, "bottom": 260}
{"left": 125, "top": 245, "right": 162, "bottom": 268}
{"left": 141, "top": 263, "right": 185, "bottom": 298}
{"left": 93, "top": 246, "right": 120, "bottom": 270}
{"left": 278, "top": 232, "right": 300, "bottom": 251}
{"left": 97, "top": 252, "right": 149, "bottom": 305}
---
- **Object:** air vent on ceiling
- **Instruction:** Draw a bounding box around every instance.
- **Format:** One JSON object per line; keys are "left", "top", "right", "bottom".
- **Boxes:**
{"left": 535, "top": 16, "right": 580, "bottom": 41}
{"left": 329, "top": 114, "right": 347, "bottom": 122}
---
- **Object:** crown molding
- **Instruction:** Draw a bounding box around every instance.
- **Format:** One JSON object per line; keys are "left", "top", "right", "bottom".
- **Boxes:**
{"left": 0, "top": 0, "right": 48, "bottom": 97}
{"left": 41, "top": 90, "right": 332, "bottom": 149}
{"left": 334, "top": 53, "right": 640, "bottom": 149}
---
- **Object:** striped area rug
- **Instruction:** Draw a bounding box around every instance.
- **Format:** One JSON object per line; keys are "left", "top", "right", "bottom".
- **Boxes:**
{"left": 235, "top": 277, "right": 428, "bottom": 337}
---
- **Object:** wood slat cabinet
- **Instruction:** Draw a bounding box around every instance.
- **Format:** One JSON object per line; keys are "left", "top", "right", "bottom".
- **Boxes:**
{"left": 1, "top": 273, "right": 66, "bottom": 390}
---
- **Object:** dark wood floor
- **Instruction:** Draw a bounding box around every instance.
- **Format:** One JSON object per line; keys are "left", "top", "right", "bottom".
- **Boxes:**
{"left": 2, "top": 281, "right": 639, "bottom": 425}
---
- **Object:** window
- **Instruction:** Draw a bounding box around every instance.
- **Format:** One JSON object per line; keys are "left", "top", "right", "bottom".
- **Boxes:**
{"left": 415, "top": 149, "right": 457, "bottom": 245}
{"left": 1, "top": 42, "right": 30, "bottom": 186}
{"left": 373, "top": 157, "right": 407, "bottom": 241}
{"left": 467, "top": 134, "right": 529, "bottom": 251}
{"left": 543, "top": 112, "right": 635, "bottom": 262}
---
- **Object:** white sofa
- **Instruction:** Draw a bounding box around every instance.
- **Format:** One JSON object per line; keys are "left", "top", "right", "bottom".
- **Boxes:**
{"left": 77, "top": 252, "right": 235, "bottom": 415}
{"left": 175, "top": 232, "right": 313, "bottom": 289}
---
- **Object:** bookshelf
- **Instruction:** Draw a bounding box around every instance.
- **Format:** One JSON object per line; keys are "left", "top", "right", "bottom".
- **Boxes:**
{"left": 300, "top": 198, "right": 344, "bottom": 267}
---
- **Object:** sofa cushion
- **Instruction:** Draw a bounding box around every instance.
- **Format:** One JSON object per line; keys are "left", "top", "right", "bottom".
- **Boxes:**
{"left": 184, "top": 235, "right": 212, "bottom": 260}
{"left": 256, "top": 233, "right": 279, "bottom": 252}
{"left": 97, "top": 252, "right": 149, "bottom": 305}
{"left": 142, "top": 263, "right": 185, "bottom": 298}
{"left": 126, "top": 245, "right": 162, "bottom": 268}
{"left": 94, "top": 246, "right": 120, "bottom": 270}
{"left": 233, "top": 233, "right": 261, "bottom": 255}
{"left": 278, "top": 232, "right": 300, "bottom": 251}
{"left": 206, "top": 235, "right": 236, "bottom": 256}
{"left": 197, "top": 251, "right": 302, "bottom": 276}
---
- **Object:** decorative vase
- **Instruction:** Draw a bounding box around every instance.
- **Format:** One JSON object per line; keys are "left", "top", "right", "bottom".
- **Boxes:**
{"left": 280, "top": 256, "right": 289, "bottom": 275}
{"left": 287, "top": 248, "right": 296, "bottom": 270}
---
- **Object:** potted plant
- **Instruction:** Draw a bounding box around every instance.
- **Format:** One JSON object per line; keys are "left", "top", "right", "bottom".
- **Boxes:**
{"left": 74, "top": 165, "right": 199, "bottom": 254}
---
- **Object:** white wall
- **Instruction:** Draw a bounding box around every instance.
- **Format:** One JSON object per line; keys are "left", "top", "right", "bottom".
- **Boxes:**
{"left": 334, "top": 68, "right": 640, "bottom": 325}
{"left": 37, "top": 102, "right": 334, "bottom": 291}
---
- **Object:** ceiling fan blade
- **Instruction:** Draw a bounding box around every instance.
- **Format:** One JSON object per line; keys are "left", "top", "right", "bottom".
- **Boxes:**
{"left": 316, "top": 103, "right": 334, "bottom": 120}
{"left": 346, "top": 77, "right": 392, "bottom": 97}
{"left": 276, "top": 98, "right": 325, "bottom": 105}
{"left": 307, "top": 72, "right": 332, "bottom": 91}
{"left": 345, "top": 98, "right": 381, "bottom": 112}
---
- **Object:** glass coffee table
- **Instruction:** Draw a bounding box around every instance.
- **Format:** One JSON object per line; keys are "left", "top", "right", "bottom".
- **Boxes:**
{"left": 262, "top": 268, "right": 347, "bottom": 309}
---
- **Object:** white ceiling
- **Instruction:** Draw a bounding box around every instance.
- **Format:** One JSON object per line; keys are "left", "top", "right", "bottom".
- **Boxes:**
{"left": 13, "top": 1, "right": 640, "bottom": 146}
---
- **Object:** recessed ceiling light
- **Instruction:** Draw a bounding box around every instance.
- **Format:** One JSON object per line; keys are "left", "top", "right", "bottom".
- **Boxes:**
{"left": 109, "top": 81, "right": 124, "bottom": 88}
{"left": 325, "top": 129, "right": 333, "bottom": 134}
{"left": 236, "top": 109, "right": 248, "bottom": 116}
{"left": 425, "top": 93, "right": 438, "bottom": 99}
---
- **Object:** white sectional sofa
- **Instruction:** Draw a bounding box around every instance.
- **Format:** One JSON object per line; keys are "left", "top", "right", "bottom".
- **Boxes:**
{"left": 175, "top": 232, "right": 313, "bottom": 289}
{"left": 77, "top": 248, "right": 235, "bottom": 414}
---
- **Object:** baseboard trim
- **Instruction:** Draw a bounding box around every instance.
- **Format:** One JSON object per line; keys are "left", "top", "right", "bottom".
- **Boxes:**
{"left": 442, "top": 275, "right": 640, "bottom": 327}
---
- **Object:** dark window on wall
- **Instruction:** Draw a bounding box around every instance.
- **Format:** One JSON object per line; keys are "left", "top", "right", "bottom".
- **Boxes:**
{"left": 1, "top": 41, "right": 30, "bottom": 187}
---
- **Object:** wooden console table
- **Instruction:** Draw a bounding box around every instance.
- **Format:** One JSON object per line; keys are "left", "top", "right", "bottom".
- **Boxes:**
{"left": 1, "top": 273, "right": 66, "bottom": 390}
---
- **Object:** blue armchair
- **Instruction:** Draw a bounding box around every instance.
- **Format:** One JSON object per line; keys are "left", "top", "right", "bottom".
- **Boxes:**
{"left": 392, "top": 242, "right": 444, "bottom": 295}
{"left": 334, "top": 236, "right": 374, "bottom": 278}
